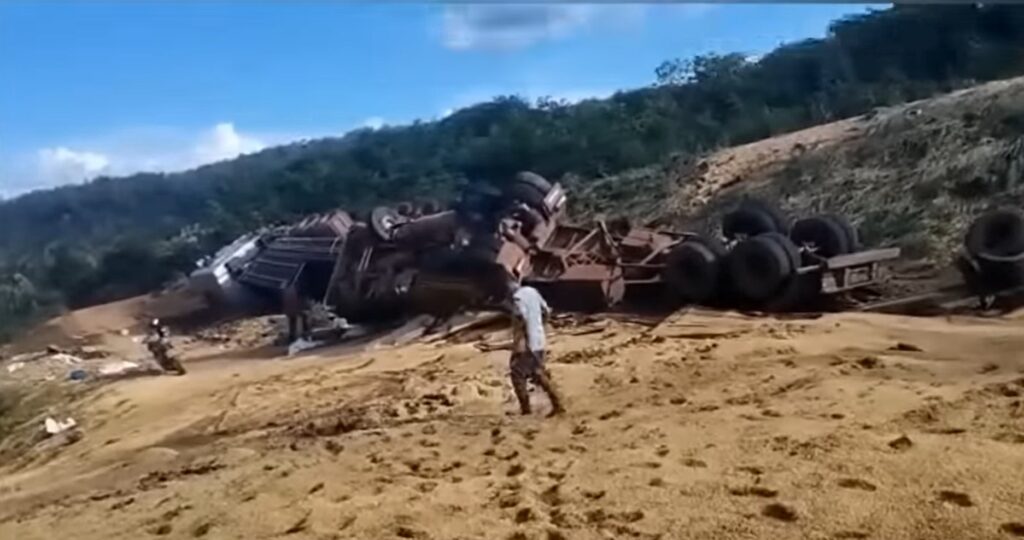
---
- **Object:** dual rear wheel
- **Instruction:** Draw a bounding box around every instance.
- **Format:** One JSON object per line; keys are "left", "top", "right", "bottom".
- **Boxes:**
{"left": 664, "top": 201, "right": 859, "bottom": 309}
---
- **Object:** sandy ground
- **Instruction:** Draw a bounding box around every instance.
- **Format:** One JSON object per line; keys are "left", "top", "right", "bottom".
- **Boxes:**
{"left": 2, "top": 308, "right": 1024, "bottom": 540}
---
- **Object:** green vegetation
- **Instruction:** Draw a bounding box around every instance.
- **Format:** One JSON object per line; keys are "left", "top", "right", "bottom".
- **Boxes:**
{"left": 3, "top": 5, "right": 1024, "bottom": 339}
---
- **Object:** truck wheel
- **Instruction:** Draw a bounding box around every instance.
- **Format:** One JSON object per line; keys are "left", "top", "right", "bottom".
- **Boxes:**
{"left": 965, "top": 208, "right": 1024, "bottom": 260}
{"left": 418, "top": 198, "right": 442, "bottom": 216}
{"left": 729, "top": 233, "right": 800, "bottom": 301}
{"left": 370, "top": 206, "right": 403, "bottom": 241}
{"left": 830, "top": 215, "right": 860, "bottom": 251}
{"left": 396, "top": 201, "right": 415, "bottom": 217}
{"left": 722, "top": 200, "right": 789, "bottom": 240}
{"left": 790, "top": 215, "right": 854, "bottom": 257}
{"left": 663, "top": 236, "right": 726, "bottom": 304}
{"left": 514, "top": 171, "right": 552, "bottom": 194}
{"left": 505, "top": 182, "right": 548, "bottom": 214}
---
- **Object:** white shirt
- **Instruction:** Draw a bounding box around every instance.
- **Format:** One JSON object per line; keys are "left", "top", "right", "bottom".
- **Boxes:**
{"left": 511, "top": 286, "right": 550, "bottom": 353}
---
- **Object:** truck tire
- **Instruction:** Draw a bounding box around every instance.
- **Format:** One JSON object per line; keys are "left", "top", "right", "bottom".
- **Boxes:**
{"left": 722, "top": 200, "right": 789, "bottom": 240}
{"left": 729, "top": 232, "right": 800, "bottom": 301}
{"left": 790, "top": 215, "right": 854, "bottom": 257}
{"left": 370, "top": 206, "right": 402, "bottom": 241}
{"left": 663, "top": 236, "right": 727, "bottom": 304}
{"left": 965, "top": 208, "right": 1024, "bottom": 261}
{"left": 831, "top": 214, "right": 860, "bottom": 251}
{"left": 505, "top": 182, "right": 548, "bottom": 214}
{"left": 396, "top": 201, "right": 415, "bottom": 218}
{"left": 514, "top": 171, "right": 552, "bottom": 194}
{"left": 418, "top": 198, "right": 442, "bottom": 216}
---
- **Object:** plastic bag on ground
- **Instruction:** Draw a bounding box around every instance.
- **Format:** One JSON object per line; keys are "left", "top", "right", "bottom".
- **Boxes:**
{"left": 44, "top": 416, "right": 77, "bottom": 435}
{"left": 287, "top": 338, "right": 321, "bottom": 356}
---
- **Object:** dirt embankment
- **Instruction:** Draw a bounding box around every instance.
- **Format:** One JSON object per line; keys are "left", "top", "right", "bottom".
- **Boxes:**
{"left": 1, "top": 290, "right": 209, "bottom": 358}
{"left": 579, "top": 76, "right": 1024, "bottom": 263}
{"left": 2, "top": 308, "right": 1024, "bottom": 540}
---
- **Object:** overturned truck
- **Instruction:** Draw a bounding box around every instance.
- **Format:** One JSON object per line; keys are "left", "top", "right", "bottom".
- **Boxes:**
{"left": 195, "top": 172, "right": 902, "bottom": 322}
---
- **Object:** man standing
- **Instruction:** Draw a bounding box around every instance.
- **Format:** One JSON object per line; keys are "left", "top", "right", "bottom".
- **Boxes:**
{"left": 507, "top": 280, "right": 565, "bottom": 417}
{"left": 282, "top": 282, "right": 311, "bottom": 344}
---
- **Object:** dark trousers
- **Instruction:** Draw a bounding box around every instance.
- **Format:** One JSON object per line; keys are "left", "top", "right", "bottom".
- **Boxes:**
{"left": 510, "top": 350, "right": 564, "bottom": 415}
{"left": 287, "top": 312, "right": 310, "bottom": 342}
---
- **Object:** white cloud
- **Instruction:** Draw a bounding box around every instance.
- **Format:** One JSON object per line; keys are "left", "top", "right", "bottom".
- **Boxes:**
{"left": 194, "top": 122, "right": 265, "bottom": 164}
{"left": 0, "top": 122, "right": 288, "bottom": 197}
{"left": 36, "top": 147, "right": 111, "bottom": 187}
{"left": 362, "top": 117, "right": 385, "bottom": 130}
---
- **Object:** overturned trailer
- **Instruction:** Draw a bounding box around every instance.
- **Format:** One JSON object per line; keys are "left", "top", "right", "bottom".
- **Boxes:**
{"left": 204, "top": 171, "right": 901, "bottom": 323}
{"left": 862, "top": 208, "right": 1024, "bottom": 314}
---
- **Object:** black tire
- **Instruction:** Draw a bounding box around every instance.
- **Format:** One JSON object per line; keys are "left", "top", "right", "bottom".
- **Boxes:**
{"left": 513, "top": 205, "right": 544, "bottom": 233}
{"left": 722, "top": 200, "right": 789, "bottom": 240}
{"left": 965, "top": 208, "right": 1024, "bottom": 261}
{"left": 418, "top": 198, "right": 442, "bottom": 216}
{"left": 761, "top": 232, "right": 801, "bottom": 271}
{"left": 663, "top": 236, "right": 727, "bottom": 304}
{"left": 160, "top": 355, "right": 186, "bottom": 375}
{"left": 370, "top": 206, "right": 402, "bottom": 241}
{"left": 828, "top": 214, "right": 860, "bottom": 252}
{"left": 514, "top": 171, "right": 552, "bottom": 194}
{"left": 729, "top": 232, "right": 800, "bottom": 301}
{"left": 790, "top": 215, "right": 853, "bottom": 258}
{"left": 977, "top": 258, "right": 1024, "bottom": 290}
{"left": 955, "top": 252, "right": 984, "bottom": 294}
{"left": 505, "top": 182, "right": 548, "bottom": 214}
{"left": 396, "top": 201, "right": 415, "bottom": 218}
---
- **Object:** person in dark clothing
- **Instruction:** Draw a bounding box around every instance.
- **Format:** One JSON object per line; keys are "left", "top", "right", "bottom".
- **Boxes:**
{"left": 145, "top": 319, "right": 186, "bottom": 375}
{"left": 282, "top": 283, "right": 311, "bottom": 343}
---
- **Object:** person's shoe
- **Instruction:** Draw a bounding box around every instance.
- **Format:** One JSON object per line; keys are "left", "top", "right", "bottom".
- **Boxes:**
{"left": 546, "top": 406, "right": 565, "bottom": 418}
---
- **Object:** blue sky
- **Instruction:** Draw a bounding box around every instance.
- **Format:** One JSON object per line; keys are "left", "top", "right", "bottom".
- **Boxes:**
{"left": 0, "top": 2, "right": 880, "bottom": 196}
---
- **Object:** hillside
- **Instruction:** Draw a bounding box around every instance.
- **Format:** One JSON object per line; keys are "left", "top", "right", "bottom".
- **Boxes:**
{"left": 574, "top": 76, "right": 1024, "bottom": 264}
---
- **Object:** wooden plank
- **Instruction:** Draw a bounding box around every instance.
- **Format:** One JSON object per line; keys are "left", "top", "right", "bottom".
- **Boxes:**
{"left": 825, "top": 248, "right": 901, "bottom": 269}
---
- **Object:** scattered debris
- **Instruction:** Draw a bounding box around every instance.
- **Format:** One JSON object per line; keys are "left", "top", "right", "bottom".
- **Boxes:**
{"left": 67, "top": 369, "right": 88, "bottom": 381}
{"left": 287, "top": 338, "right": 323, "bottom": 356}
{"left": 283, "top": 510, "right": 311, "bottom": 535}
{"left": 44, "top": 416, "right": 77, "bottom": 435}
{"left": 937, "top": 490, "right": 974, "bottom": 507}
{"left": 761, "top": 503, "right": 798, "bottom": 522}
{"left": 888, "top": 435, "right": 914, "bottom": 451}
{"left": 889, "top": 342, "right": 923, "bottom": 352}
{"left": 1001, "top": 522, "right": 1024, "bottom": 537}
{"left": 98, "top": 361, "right": 142, "bottom": 377}
{"left": 856, "top": 356, "right": 881, "bottom": 369}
